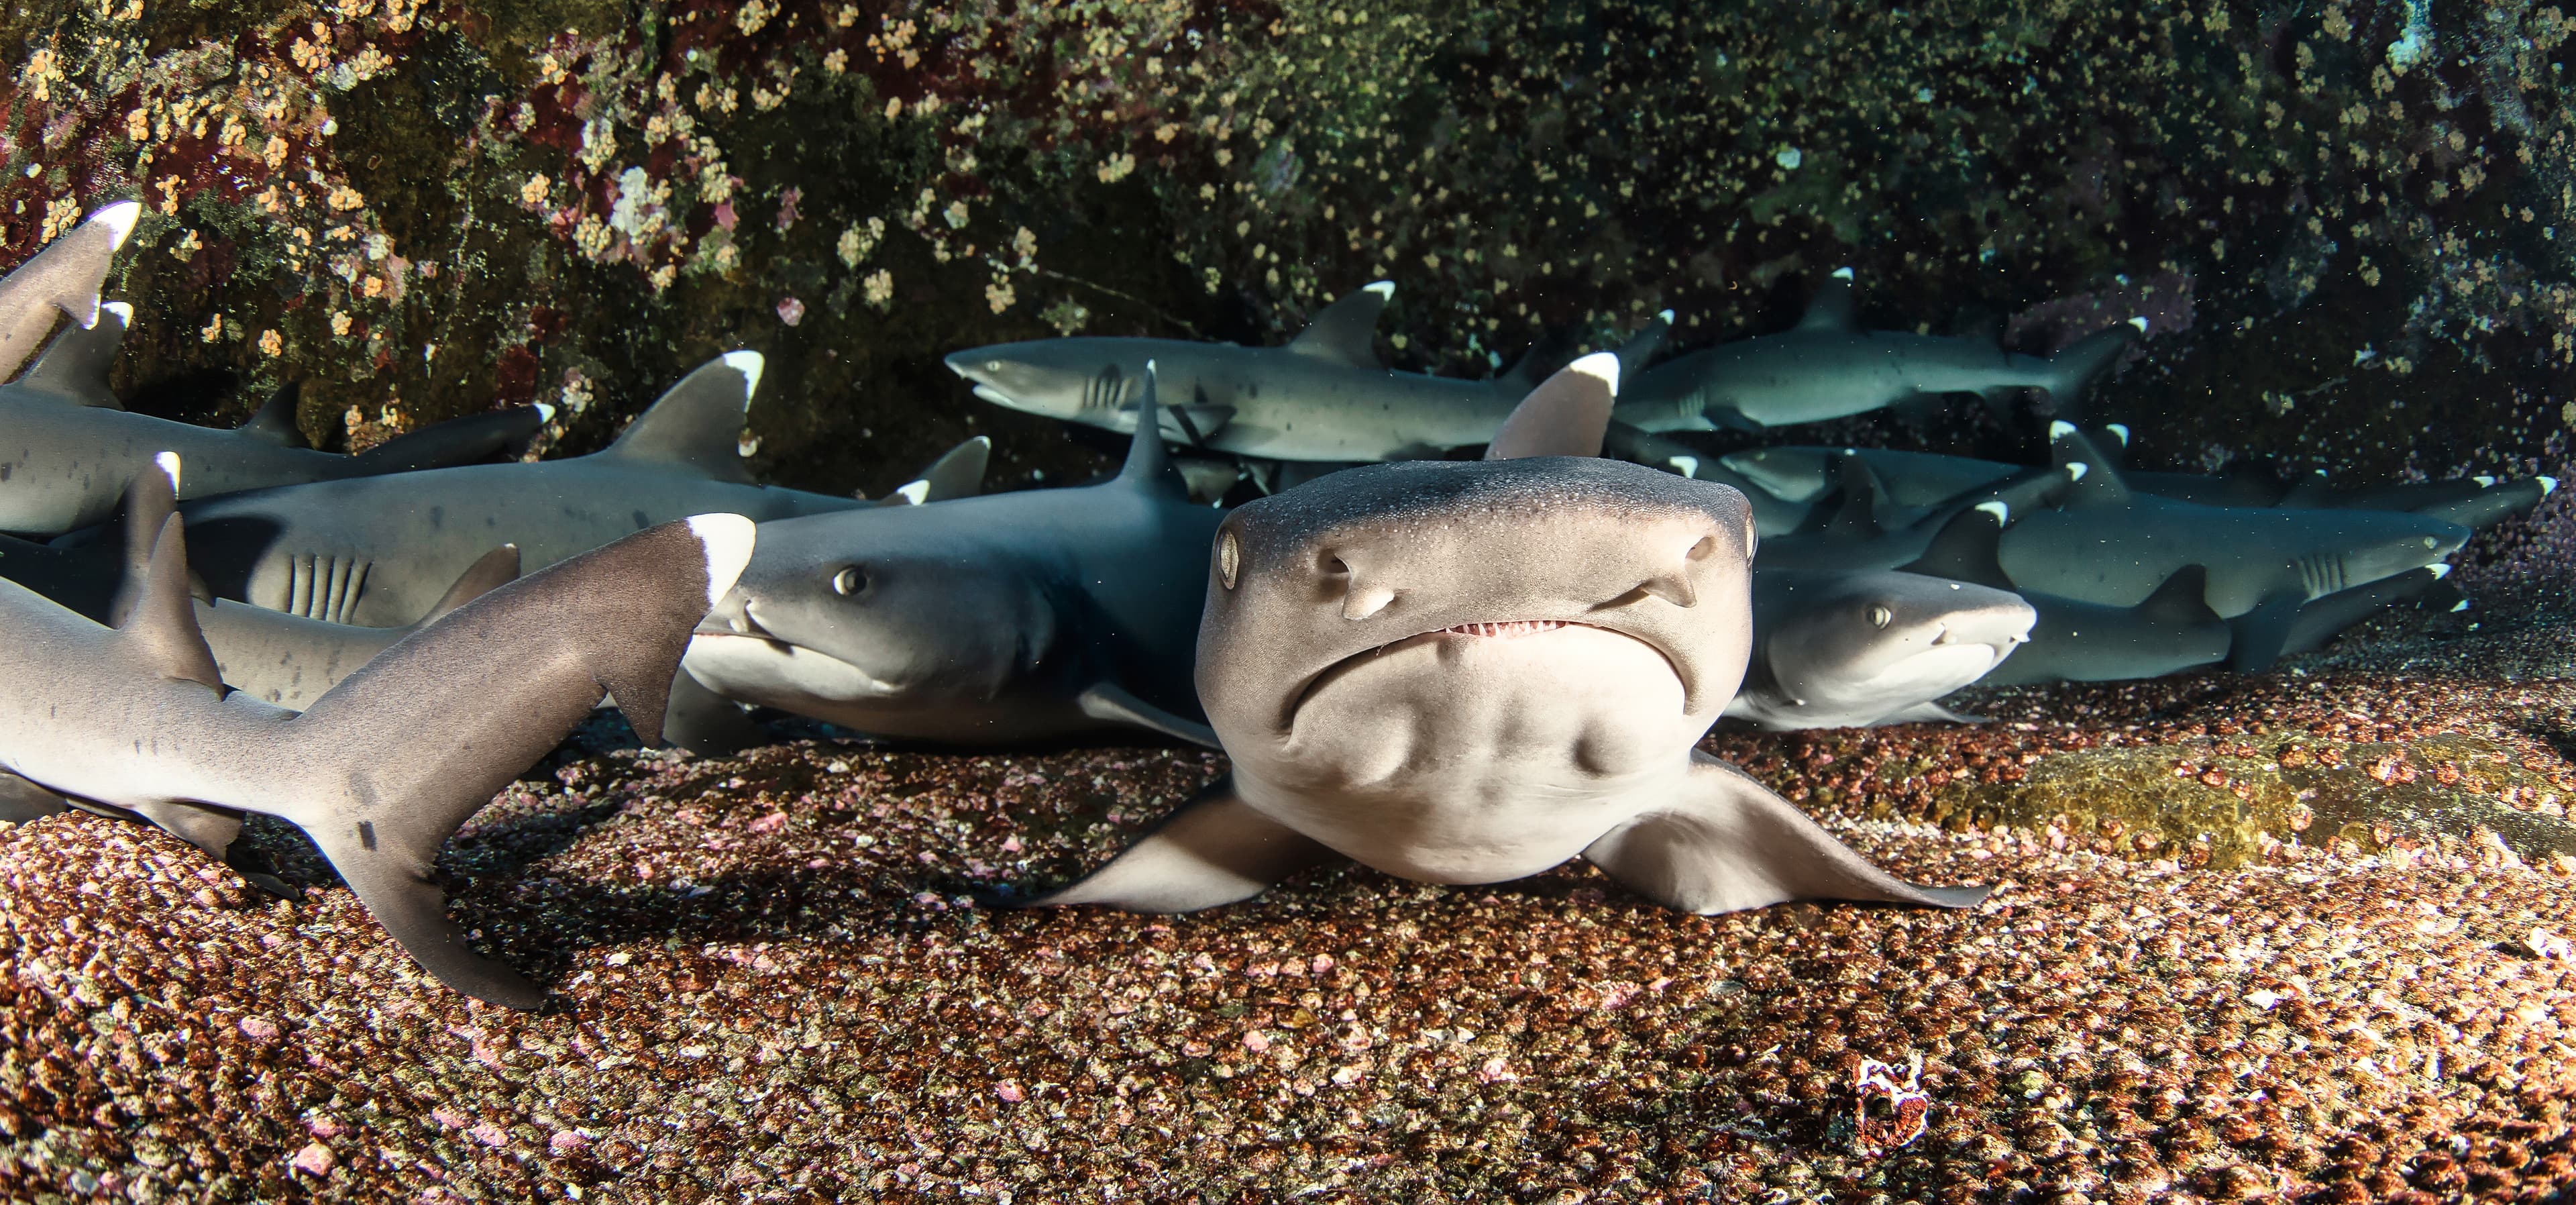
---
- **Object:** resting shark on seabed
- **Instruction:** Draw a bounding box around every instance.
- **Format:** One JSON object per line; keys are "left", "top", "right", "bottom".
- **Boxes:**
{"left": 0, "top": 201, "right": 138, "bottom": 382}
{"left": 0, "top": 457, "right": 524, "bottom": 711}
{"left": 1725, "top": 568, "right": 2034, "bottom": 729}
{"left": 1602, "top": 423, "right": 1827, "bottom": 536}
{"left": 1898, "top": 502, "right": 2233, "bottom": 687}
{"left": 683, "top": 368, "right": 1224, "bottom": 749}
{"left": 1022, "top": 352, "right": 1987, "bottom": 917}
{"left": 1, "top": 302, "right": 553, "bottom": 535}
{"left": 1996, "top": 425, "right": 2469, "bottom": 672}
{"left": 946, "top": 280, "right": 1670, "bottom": 462}
{"left": 0, "top": 507, "right": 754, "bottom": 1007}
{"left": 166, "top": 353, "right": 865, "bottom": 626}
{"left": 1751, "top": 454, "right": 2079, "bottom": 572}
{"left": 1611, "top": 268, "right": 2143, "bottom": 432}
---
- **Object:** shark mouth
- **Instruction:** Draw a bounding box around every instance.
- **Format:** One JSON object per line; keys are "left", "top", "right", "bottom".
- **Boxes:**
{"left": 1283, "top": 618, "right": 1690, "bottom": 731}
{"left": 682, "top": 631, "right": 910, "bottom": 702}
{"left": 1436, "top": 620, "right": 1569, "bottom": 639}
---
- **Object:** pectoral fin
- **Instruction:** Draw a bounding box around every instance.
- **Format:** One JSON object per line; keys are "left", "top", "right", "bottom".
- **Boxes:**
{"left": 1027, "top": 782, "right": 1334, "bottom": 912}
{"left": 0, "top": 772, "right": 70, "bottom": 823}
{"left": 1076, "top": 682, "right": 1220, "bottom": 748}
{"left": 2226, "top": 590, "right": 2306, "bottom": 673}
{"left": 307, "top": 818, "right": 543, "bottom": 1008}
{"left": 127, "top": 798, "right": 244, "bottom": 858}
{"left": 661, "top": 668, "right": 769, "bottom": 755}
{"left": 1582, "top": 753, "right": 1988, "bottom": 914}
{"left": 1871, "top": 700, "right": 1984, "bottom": 725}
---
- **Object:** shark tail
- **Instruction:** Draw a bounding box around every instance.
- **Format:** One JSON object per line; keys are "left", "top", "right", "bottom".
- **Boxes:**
{"left": 2028, "top": 321, "right": 2141, "bottom": 421}
{"left": 278, "top": 515, "right": 754, "bottom": 1007}
{"left": 346, "top": 403, "right": 553, "bottom": 476}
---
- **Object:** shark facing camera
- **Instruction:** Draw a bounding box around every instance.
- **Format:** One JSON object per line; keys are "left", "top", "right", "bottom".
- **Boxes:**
{"left": 1025, "top": 356, "right": 1990, "bottom": 917}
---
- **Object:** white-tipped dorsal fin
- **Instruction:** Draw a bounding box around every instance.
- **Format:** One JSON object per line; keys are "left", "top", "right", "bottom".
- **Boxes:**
{"left": 2542, "top": 476, "right": 2561, "bottom": 496}
{"left": 2048, "top": 419, "right": 2077, "bottom": 440}
{"left": 91, "top": 201, "right": 142, "bottom": 251}
{"left": 2103, "top": 423, "right": 2131, "bottom": 446}
{"left": 1285, "top": 282, "right": 1393, "bottom": 369}
{"left": 121, "top": 514, "right": 225, "bottom": 692}
{"left": 891, "top": 480, "right": 930, "bottom": 505}
{"left": 15, "top": 297, "right": 131, "bottom": 407}
{"left": 1976, "top": 500, "right": 2008, "bottom": 523}
{"left": 1667, "top": 455, "right": 1700, "bottom": 478}
{"left": 1488, "top": 352, "right": 1618, "bottom": 460}
{"left": 2427, "top": 562, "right": 2453, "bottom": 579}
{"left": 598, "top": 356, "right": 762, "bottom": 484}
{"left": 2127, "top": 316, "right": 2150, "bottom": 333}
{"left": 2068, "top": 462, "right": 2090, "bottom": 481}
{"left": 1831, "top": 266, "right": 1855, "bottom": 280}
{"left": 684, "top": 514, "right": 758, "bottom": 609}
{"left": 535, "top": 401, "right": 557, "bottom": 423}
{"left": 1797, "top": 270, "right": 1860, "bottom": 332}
{"left": 154, "top": 450, "right": 180, "bottom": 494}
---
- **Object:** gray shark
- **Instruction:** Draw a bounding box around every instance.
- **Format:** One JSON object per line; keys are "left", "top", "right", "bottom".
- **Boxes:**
{"left": 1752, "top": 455, "right": 2078, "bottom": 572}
{"left": 1602, "top": 423, "right": 1826, "bottom": 536}
{"left": 2282, "top": 565, "right": 2449, "bottom": 658}
{"left": 1899, "top": 503, "right": 2233, "bottom": 686}
{"left": 682, "top": 372, "right": 1224, "bottom": 747}
{"left": 1024, "top": 353, "right": 1986, "bottom": 916}
{"left": 1726, "top": 568, "right": 2034, "bottom": 729}
{"left": 947, "top": 281, "right": 1668, "bottom": 462}
{"left": 0, "top": 508, "right": 754, "bottom": 1006}
{"left": 3, "top": 302, "right": 553, "bottom": 535}
{"left": 0, "top": 201, "right": 138, "bottom": 382}
{"left": 1612, "top": 269, "right": 2140, "bottom": 431}
{"left": 0, "top": 456, "right": 522, "bottom": 710}
{"left": 1999, "top": 426, "right": 2469, "bottom": 671}
{"left": 171, "top": 353, "right": 863, "bottom": 625}
{"left": 1722, "top": 445, "right": 2021, "bottom": 509}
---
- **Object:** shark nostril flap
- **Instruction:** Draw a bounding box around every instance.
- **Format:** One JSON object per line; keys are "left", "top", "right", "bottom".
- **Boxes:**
{"left": 1342, "top": 583, "right": 1396, "bottom": 621}
{"left": 1637, "top": 573, "right": 1696, "bottom": 608}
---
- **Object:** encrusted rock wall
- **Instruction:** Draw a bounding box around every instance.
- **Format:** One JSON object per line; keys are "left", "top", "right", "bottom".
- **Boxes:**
{"left": 2, "top": 0, "right": 2571, "bottom": 493}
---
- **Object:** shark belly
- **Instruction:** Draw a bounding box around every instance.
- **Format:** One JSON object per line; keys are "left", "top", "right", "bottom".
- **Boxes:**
{"left": 682, "top": 631, "right": 1104, "bottom": 743}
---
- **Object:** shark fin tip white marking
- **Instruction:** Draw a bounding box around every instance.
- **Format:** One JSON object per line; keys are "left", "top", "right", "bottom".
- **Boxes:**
{"left": 2451, "top": 600, "right": 2471, "bottom": 612}
{"left": 2068, "top": 462, "right": 2090, "bottom": 481}
{"left": 719, "top": 351, "right": 764, "bottom": 405}
{"left": 894, "top": 480, "right": 930, "bottom": 505}
{"left": 1976, "top": 500, "right": 2008, "bottom": 523}
{"left": 2474, "top": 475, "right": 2497, "bottom": 488}
{"left": 1361, "top": 280, "right": 1395, "bottom": 299}
{"left": 684, "top": 514, "right": 758, "bottom": 609}
{"left": 535, "top": 402, "right": 557, "bottom": 423}
{"left": 101, "top": 301, "right": 133, "bottom": 323}
{"left": 1831, "top": 266, "right": 1855, "bottom": 280}
{"left": 2427, "top": 562, "right": 2453, "bottom": 579}
{"left": 1667, "top": 456, "right": 1699, "bottom": 476}
{"left": 2104, "top": 423, "right": 2130, "bottom": 444}
{"left": 2128, "top": 316, "right": 2150, "bottom": 332}
{"left": 152, "top": 451, "right": 180, "bottom": 492}
{"left": 2047, "top": 420, "right": 2076, "bottom": 439}
{"left": 1657, "top": 309, "right": 1675, "bottom": 323}
{"left": 970, "top": 435, "right": 991, "bottom": 448}
{"left": 2542, "top": 476, "right": 2560, "bottom": 495}
{"left": 91, "top": 201, "right": 142, "bottom": 249}
{"left": 1568, "top": 350, "right": 1620, "bottom": 390}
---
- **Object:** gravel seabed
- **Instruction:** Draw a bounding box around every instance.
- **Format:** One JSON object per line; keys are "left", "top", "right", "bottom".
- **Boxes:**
{"left": 5, "top": 649, "right": 2576, "bottom": 1203}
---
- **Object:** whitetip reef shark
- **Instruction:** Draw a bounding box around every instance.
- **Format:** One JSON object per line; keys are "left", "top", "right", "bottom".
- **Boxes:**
{"left": 0, "top": 214, "right": 551, "bottom": 535}
{"left": 682, "top": 367, "right": 1223, "bottom": 749}
{"left": 1024, "top": 352, "right": 1987, "bottom": 916}
{"left": 946, "top": 279, "right": 1669, "bottom": 462}
{"left": 1611, "top": 268, "right": 2141, "bottom": 431}
{"left": 1727, "top": 568, "right": 2035, "bottom": 729}
{"left": 170, "top": 353, "right": 864, "bottom": 625}
{"left": 0, "top": 506, "right": 755, "bottom": 1008}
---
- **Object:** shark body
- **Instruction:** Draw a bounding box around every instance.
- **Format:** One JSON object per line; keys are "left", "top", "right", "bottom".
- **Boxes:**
{"left": 684, "top": 378, "right": 1223, "bottom": 747}
{"left": 1900, "top": 504, "right": 2234, "bottom": 686}
{"left": 0, "top": 201, "right": 138, "bottom": 381}
{"left": 170, "top": 354, "right": 862, "bottom": 625}
{"left": 1611, "top": 271, "right": 2138, "bottom": 431}
{"left": 0, "top": 508, "right": 753, "bottom": 1007}
{"left": 1727, "top": 568, "right": 2034, "bottom": 729}
{"left": 1026, "top": 354, "right": 1986, "bottom": 917}
{"left": 948, "top": 283, "right": 1662, "bottom": 463}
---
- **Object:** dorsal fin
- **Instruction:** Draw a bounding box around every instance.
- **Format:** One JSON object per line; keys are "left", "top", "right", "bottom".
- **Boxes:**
{"left": 2137, "top": 564, "right": 2219, "bottom": 624}
{"left": 597, "top": 352, "right": 761, "bottom": 484}
{"left": 109, "top": 454, "right": 184, "bottom": 625}
{"left": 0, "top": 201, "right": 139, "bottom": 382}
{"left": 2047, "top": 421, "right": 2133, "bottom": 508}
{"left": 236, "top": 380, "right": 310, "bottom": 447}
{"left": 875, "top": 435, "right": 990, "bottom": 506}
{"left": 1824, "top": 455, "right": 1891, "bottom": 535}
{"left": 1613, "top": 309, "right": 1673, "bottom": 384}
{"left": 1284, "top": 281, "right": 1391, "bottom": 369}
{"left": 120, "top": 514, "right": 225, "bottom": 692}
{"left": 17, "top": 299, "right": 129, "bottom": 407}
{"left": 1487, "top": 352, "right": 1619, "bottom": 460}
{"left": 1898, "top": 501, "right": 2012, "bottom": 588}
{"left": 1794, "top": 268, "right": 1860, "bottom": 333}
{"left": 410, "top": 545, "right": 522, "bottom": 628}
{"left": 1117, "top": 363, "right": 1186, "bottom": 496}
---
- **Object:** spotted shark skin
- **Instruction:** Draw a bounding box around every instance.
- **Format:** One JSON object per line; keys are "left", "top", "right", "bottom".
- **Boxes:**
{"left": 1022, "top": 353, "right": 1987, "bottom": 918}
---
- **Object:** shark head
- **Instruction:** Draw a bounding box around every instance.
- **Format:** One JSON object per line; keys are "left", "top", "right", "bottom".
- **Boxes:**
{"left": 1197, "top": 455, "right": 1758, "bottom": 793}
{"left": 1750, "top": 570, "right": 2034, "bottom": 720}
{"left": 2328, "top": 519, "right": 2471, "bottom": 598}
{"left": 680, "top": 510, "right": 1057, "bottom": 718}
{"left": 945, "top": 341, "right": 1148, "bottom": 422}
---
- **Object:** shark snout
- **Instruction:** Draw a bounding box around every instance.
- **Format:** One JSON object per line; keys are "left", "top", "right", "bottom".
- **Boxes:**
{"left": 696, "top": 589, "right": 775, "bottom": 639}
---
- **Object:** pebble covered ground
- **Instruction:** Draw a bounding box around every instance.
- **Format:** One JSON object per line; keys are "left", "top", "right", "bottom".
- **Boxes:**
{"left": 4, "top": 632, "right": 2576, "bottom": 1203}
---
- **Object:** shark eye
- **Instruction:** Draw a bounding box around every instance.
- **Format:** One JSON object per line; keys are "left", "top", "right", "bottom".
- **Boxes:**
{"left": 832, "top": 566, "right": 868, "bottom": 596}
{"left": 1869, "top": 604, "right": 1893, "bottom": 629}
{"left": 2421, "top": 537, "right": 2437, "bottom": 548}
{"left": 984, "top": 360, "right": 1003, "bottom": 372}
{"left": 1218, "top": 531, "right": 1240, "bottom": 590}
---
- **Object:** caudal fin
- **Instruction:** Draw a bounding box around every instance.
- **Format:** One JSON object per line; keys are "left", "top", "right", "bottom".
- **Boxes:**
{"left": 281, "top": 515, "right": 755, "bottom": 1006}
{"left": 2034, "top": 321, "right": 2141, "bottom": 419}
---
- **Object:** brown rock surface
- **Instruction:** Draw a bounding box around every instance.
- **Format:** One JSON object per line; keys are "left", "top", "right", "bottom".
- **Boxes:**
{"left": 5, "top": 656, "right": 2575, "bottom": 1202}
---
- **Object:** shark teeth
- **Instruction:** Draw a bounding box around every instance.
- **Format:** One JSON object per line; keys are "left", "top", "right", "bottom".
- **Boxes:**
{"left": 1440, "top": 620, "right": 1569, "bottom": 638}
